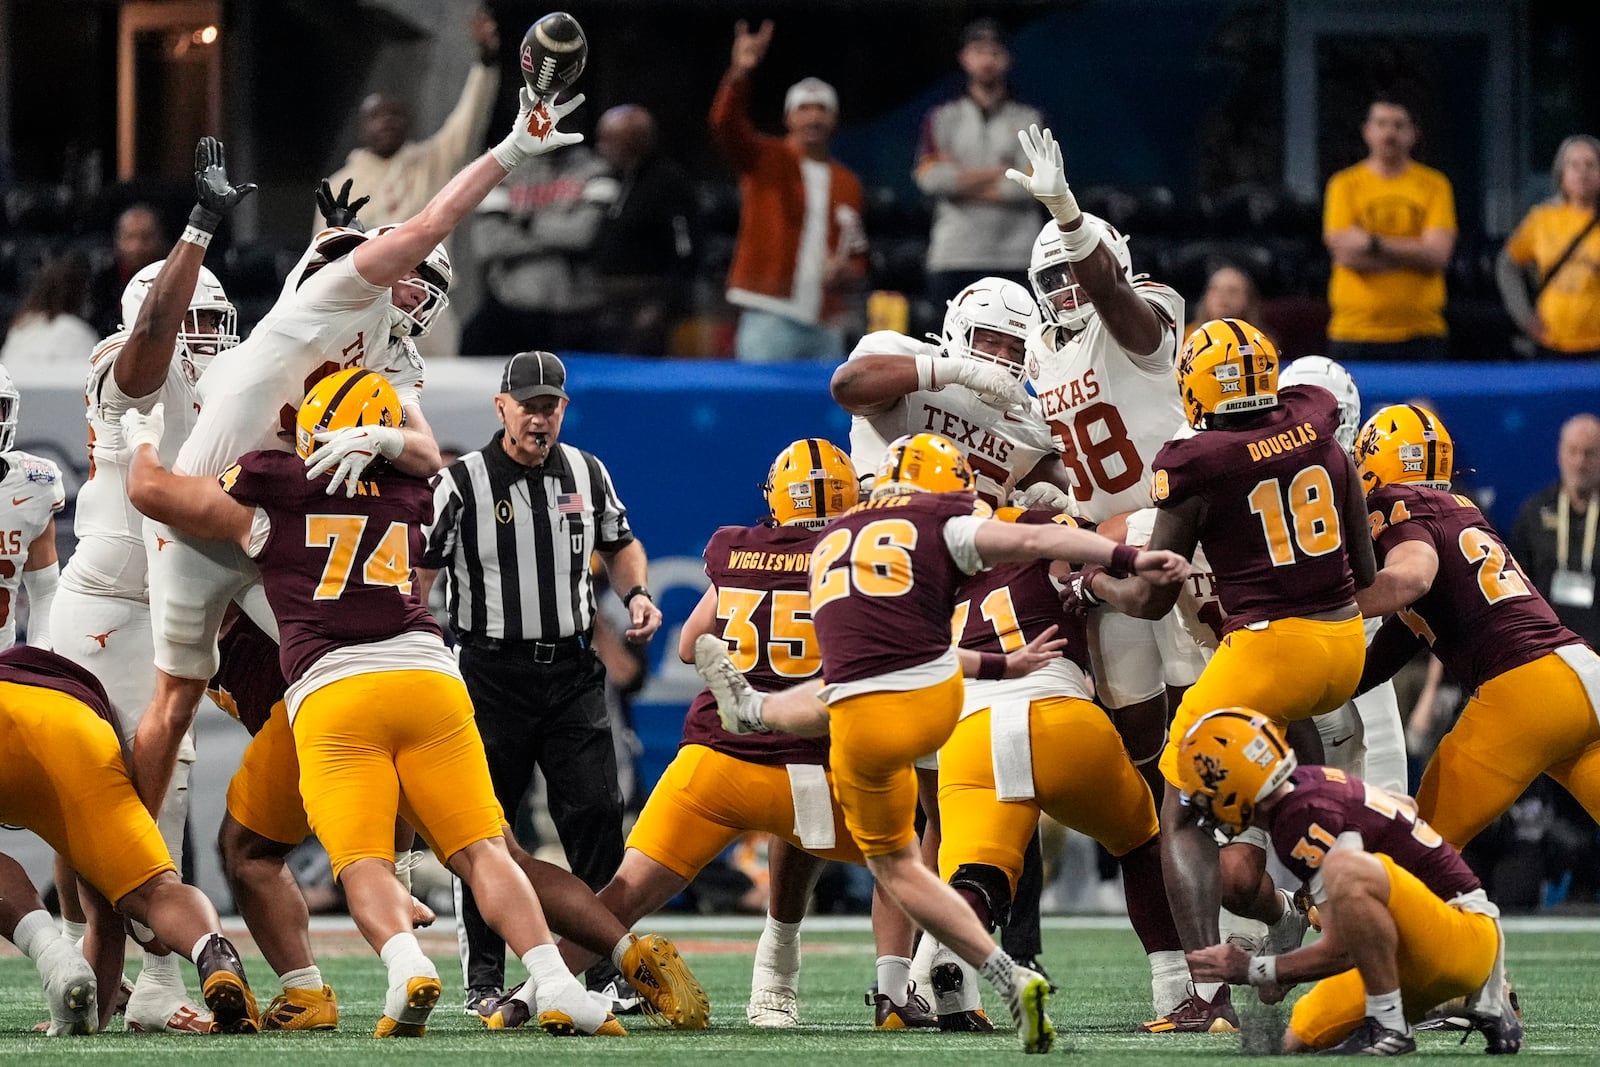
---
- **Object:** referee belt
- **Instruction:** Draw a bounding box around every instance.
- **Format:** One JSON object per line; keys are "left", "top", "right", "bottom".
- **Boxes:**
{"left": 456, "top": 631, "right": 592, "bottom": 663}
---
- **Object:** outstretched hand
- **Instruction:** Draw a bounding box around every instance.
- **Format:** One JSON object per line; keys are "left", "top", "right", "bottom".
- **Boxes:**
{"left": 1003, "top": 624, "right": 1068, "bottom": 678}
{"left": 1003, "top": 124, "right": 1079, "bottom": 226}
{"left": 316, "top": 178, "right": 370, "bottom": 231}
{"left": 731, "top": 19, "right": 775, "bottom": 74}
{"left": 191, "top": 137, "right": 257, "bottom": 232}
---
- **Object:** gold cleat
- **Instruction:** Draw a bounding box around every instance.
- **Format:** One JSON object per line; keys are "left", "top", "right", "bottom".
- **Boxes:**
{"left": 623, "top": 933, "right": 711, "bottom": 1030}
{"left": 373, "top": 976, "right": 441, "bottom": 1038}
{"left": 261, "top": 985, "right": 338, "bottom": 1031}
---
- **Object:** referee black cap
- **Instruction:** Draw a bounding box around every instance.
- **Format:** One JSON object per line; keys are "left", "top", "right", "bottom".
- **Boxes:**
{"left": 501, "top": 351, "right": 568, "bottom": 401}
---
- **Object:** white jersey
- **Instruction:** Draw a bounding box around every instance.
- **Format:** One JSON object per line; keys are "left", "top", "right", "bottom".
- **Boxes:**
{"left": 1025, "top": 281, "right": 1185, "bottom": 523}
{"left": 1126, "top": 506, "right": 1222, "bottom": 651}
{"left": 0, "top": 451, "right": 65, "bottom": 647}
{"left": 846, "top": 330, "right": 1055, "bottom": 504}
{"left": 63, "top": 331, "right": 204, "bottom": 600}
{"left": 175, "top": 252, "right": 425, "bottom": 478}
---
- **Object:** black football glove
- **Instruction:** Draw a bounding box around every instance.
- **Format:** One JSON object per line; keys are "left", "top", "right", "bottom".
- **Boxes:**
{"left": 189, "top": 136, "right": 257, "bottom": 235}
{"left": 316, "top": 177, "right": 370, "bottom": 232}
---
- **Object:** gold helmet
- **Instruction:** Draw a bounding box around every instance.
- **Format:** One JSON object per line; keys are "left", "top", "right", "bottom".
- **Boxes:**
{"left": 296, "top": 368, "right": 402, "bottom": 460}
{"left": 1176, "top": 318, "right": 1280, "bottom": 430}
{"left": 1354, "top": 403, "right": 1454, "bottom": 492}
{"left": 762, "top": 439, "right": 858, "bottom": 527}
{"left": 1176, "top": 708, "right": 1297, "bottom": 836}
{"left": 873, "top": 433, "right": 974, "bottom": 497}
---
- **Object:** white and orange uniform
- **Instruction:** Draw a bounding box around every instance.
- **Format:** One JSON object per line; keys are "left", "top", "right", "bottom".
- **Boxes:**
{"left": 150, "top": 246, "right": 425, "bottom": 680}
{"left": 1025, "top": 282, "right": 1208, "bottom": 708}
{"left": 0, "top": 452, "right": 65, "bottom": 649}
{"left": 845, "top": 331, "right": 1055, "bottom": 506}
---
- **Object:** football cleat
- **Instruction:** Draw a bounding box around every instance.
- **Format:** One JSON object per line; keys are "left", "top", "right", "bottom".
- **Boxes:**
{"left": 1263, "top": 888, "right": 1310, "bottom": 955}
{"left": 196, "top": 935, "right": 259, "bottom": 1034}
{"left": 463, "top": 985, "right": 501, "bottom": 1017}
{"left": 694, "top": 633, "right": 769, "bottom": 734}
{"left": 40, "top": 939, "right": 97, "bottom": 1036}
{"left": 261, "top": 985, "right": 338, "bottom": 1031}
{"left": 747, "top": 985, "right": 799, "bottom": 1028}
{"left": 1140, "top": 983, "right": 1239, "bottom": 1034}
{"left": 622, "top": 933, "right": 711, "bottom": 1030}
{"left": 867, "top": 982, "right": 937, "bottom": 1029}
{"left": 1323, "top": 1016, "right": 1416, "bottom": 1055}
{"left": 373, "top": 975, "right": 441, "bottom": 1038}
{"left": 538, "top": 1010, "right": 627, "bottom": 1037}
{"left": 1003, "top": 966, "right": 1055, "bottom": 1054}
{"left": 480, "top": 987, "right": 532, "bottom": 1031}
{"left": 932, "top": 961, "right": 994, "bottom": 1032}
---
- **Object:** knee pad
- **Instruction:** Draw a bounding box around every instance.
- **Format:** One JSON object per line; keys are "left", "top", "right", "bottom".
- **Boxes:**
{"left": 948, "top": 863, "right": 1013, "bottom": 932}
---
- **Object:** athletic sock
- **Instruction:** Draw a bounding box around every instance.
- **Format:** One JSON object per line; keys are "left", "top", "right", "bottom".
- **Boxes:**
{"left": 978, "top": 948, "right": 1018, "bottom": 1000}
{"left": 754, "top": 915, "right": 802, "bottom": 984}
{"left": 1193, "top": 981, "right": 1224, "bottom": 1002}
{"left": 278, "top": 965, "right": 324, "bottom": 991}
{"left": 1367, "top": 989, "right": 1408, "bottom": 1034}
{"left": 139, "top": 948, "right": 182, "bottom": 984}
{"left": 876, "top": 955, "right": 911, "bottom": 1006}
{"left": 15, "top": 910, "right": 64, "bottom": 964}
{"left": 610, "top": 933, "right": 636, "bottom": 972}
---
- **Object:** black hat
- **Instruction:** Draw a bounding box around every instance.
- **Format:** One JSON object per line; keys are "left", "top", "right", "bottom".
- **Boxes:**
{"left": 960, "top": 18, "right": 1006, "bottom": 48}
{"left": 500, "top": 350, "right": 568, "bottom": 401}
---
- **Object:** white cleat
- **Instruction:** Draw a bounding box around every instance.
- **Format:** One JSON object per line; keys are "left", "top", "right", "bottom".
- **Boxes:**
{"left": 40, "top": 940, "right": 98, "bottom": 1036}
{"left": 1263, "top": 888, "right": 1310, "bottom": 956}
{"left": 125, "top": 969, "right": 214, "bottom": 1034}
{"left": 694, "top": 634, "right": 769, "bottom": 734}
{"left": 1003, "top": 966, "right": 1055, "bottom": 1054}
{"left": 747, "top": 985, "right": 798, "bottom": 1028}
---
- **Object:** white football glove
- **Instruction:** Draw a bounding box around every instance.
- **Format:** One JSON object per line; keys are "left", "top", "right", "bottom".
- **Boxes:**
{"left": 937, "top": 358, "right": 1031, "bottom": 413}
{"left": 304, "top": 425, "right": 405, "bottom": 497}
{"left": 120, "top": 403, "right": 165, "bottom": 453}
{"left": 1004, "top": 124, "right": 1081, "bottom": 227}
{"left": 1012, "top": 481, "right": 1073, "bottom": 512}
{"left": 490, "top": 88, "right": 585, "bottom": 171}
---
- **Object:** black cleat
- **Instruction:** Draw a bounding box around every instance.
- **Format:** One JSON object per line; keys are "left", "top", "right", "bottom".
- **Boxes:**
{"left": 196, "top": 935, "right": 259, "bottom": 1034}
{"left": 1322, "top": 1016, "right": 1416, "bottom": 1055}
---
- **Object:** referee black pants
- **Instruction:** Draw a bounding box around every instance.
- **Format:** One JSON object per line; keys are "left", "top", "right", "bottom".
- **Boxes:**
{"left": 456, "top": 643, "right": 624, "bottom": 993}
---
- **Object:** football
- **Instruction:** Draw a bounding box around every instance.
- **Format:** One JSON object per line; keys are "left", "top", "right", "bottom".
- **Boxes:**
{"left": 519, "top": 12, "right": 588, "bottom": 100}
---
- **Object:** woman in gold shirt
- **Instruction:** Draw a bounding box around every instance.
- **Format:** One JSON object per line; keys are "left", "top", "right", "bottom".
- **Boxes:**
{"left": 1498, "top": 134, "right": 1600, "bottom": 358}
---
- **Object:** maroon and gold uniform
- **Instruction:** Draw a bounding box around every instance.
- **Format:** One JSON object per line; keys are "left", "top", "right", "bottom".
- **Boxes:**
{"left": 1267, "top": 765, "right": 1499, "bottom": 1049}
{"left": 811, "top": 492, "right": 979, "bottom": 856}
{"left": 1364, "top": 484, "right": 1600, "bottom": 846}
{"left": 208, "top": 615, "right": 311, "bottom": 848}
{"left": 0, "top": 647, "right": 175, "bottom": 903}
{"left": 629, "top": 524, "right": 866, "bottom": 877}
{"left": 1152, "top": 387, "right": 1367, "bottom": 785}
{"left": 221, "top": 452, "right": 501, "bottom": 878}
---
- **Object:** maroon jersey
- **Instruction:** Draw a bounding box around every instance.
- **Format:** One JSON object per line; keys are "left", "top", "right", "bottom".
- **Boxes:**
{"left": 1368, "top": 484, "right": 1579, "bottom": 692}
{"left": 812, "top": 491, "right": 977, "bottom": 684}
{"left": 223, "top": 450, "right": 442, "bottom": 688}
{"left": 1152, "top": 386, "right": 1357, "bottom": 633}
{"left": 0, "top": 646, "right": 119, "bottom": 735}
{"left": 955, "top": 510, "right": 1089, "bottom": 672}
{"left": 1270, "top": 765, "right": 1479, "bottom": 902}
{"left": 683, "top": 523, "right": 829, "bottom": 766}
{"left": 207, "top": 613, "right": 287, "bottom": 736}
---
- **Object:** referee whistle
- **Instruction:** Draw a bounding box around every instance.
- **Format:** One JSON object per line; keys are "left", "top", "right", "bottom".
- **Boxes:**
{"left": 533, "top": 433, "right": 549, "bottom": 447}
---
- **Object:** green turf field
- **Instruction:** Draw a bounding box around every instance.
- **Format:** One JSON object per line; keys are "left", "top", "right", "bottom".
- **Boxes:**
{"left": 0, "top": 917, "right": 1592, "bottom": 1063}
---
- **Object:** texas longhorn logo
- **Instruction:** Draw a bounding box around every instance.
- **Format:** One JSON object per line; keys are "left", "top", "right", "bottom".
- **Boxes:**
{"left": 1193, "top": 753, "right": 1229, "bottom": 790}
{"left": 525, "top": 102, "right": 554, "bottom": 138}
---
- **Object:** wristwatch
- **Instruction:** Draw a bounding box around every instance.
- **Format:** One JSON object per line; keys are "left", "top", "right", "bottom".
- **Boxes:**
{"left": 621, "top": 586, "right": 652, "bottom": 608}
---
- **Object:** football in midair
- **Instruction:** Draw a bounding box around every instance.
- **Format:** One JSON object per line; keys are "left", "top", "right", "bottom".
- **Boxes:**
{"left": 520, "top": 12, "right": 587, "bottom": 100}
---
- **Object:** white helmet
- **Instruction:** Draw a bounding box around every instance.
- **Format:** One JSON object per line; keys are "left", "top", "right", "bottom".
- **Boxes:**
{"left": 1281, "top": 355, "right": 1362, "bottom": 449}
{"left": 1029, "top": 213, "right": 1132, "bottom": 331}
{"left": 368, "top": 224, "right": 452, "bottom": 338}
{"left": 119, "top": 262, "right": 239, "bottom": 376}
{"left": 940, "top": 277, "right": 1039, "bottom": 380}
{"left": 0, "top": 366, "right": 18, "bottom": 453}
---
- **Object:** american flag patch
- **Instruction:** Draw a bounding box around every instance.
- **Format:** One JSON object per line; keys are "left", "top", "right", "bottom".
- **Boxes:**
{"left": 556, "top": 492, "right": 586, "bottom": 514}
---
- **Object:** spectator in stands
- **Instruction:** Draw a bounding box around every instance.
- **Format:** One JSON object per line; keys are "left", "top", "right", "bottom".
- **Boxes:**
{"left": 322, "top": 5, "right": 501, "bottom": 358}
{"left": 1510, "top": 412, "right": 1600, "bottom": 647}
{"left": 914, "top": 18, "right": 1044, "bottom": 311}
{"left": 710, "top": 20, "right": 866, "bottom": 363}
{"left": 1496, "top": 134, "right": 1600, "bottom": 359}
{"left": 587, "top": 105, "right": 697, "bottom": 356}
{"left": 0, "top": 251, "right": 97, "bottom": 383}
{"left": 88, "top": 204, "right": 164, "bottom": 337}
{"left": 462, "top": 140, "right": 608, "bottom": 355}
{"left": 1183, "top": 263, "right": 1262, "bottom": 340}
{"left": 1322, "top": 97, "right": 1457, "bottom": 360}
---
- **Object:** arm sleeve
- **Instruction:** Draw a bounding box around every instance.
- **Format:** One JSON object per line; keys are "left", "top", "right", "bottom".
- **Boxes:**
{"left": 302, "top": 253, "right": 390, "bottom": 313}
{"left": 1323, "top": 173, "right": 1354, "bottom": 235}
{"left": 415, "top": 63, "right": 500, "bottom": 169}
{"left": 942, "top": 514, "right": 988, "bottom": 576}
{"left": 708, "top": 71, "right": 766, "bottom": 173}
{"left": 1424, "top": 173, "right": 1457, "bottom": 232}
{"left": 244, "top": 509, "right": 272, "bottom": 559}
{"left": 590, "top": 456, "right": 635, "bottom": 552}
{"left": 420, "top": 468, "right": 463, "bottom": 569}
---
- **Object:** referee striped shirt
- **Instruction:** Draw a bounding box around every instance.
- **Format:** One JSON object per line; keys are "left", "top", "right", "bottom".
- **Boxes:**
{"left": 421, "top": 430, "right": 633, "bottom": 641}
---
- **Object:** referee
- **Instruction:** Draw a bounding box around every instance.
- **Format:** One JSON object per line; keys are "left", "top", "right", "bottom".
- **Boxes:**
{"left": 418, "top": 350, "right": 664, "bottom": 1013}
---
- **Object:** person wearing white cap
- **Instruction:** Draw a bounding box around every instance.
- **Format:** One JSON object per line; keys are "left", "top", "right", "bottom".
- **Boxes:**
{"left": 710, "top": 20, "right": 866, "bottom": 363}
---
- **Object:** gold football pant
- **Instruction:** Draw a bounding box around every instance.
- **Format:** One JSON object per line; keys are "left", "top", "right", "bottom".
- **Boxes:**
{"left": 626, "top": 744, "right": 865, "bottom": 877}
{"left": 0, "top": 681, "right": 174, "bottom": 904}
{"left": 1161, "top": 614, "right": 1366, "bottom": 786}
{"left": 937, "top": 696, "right": 1158, "bottom": 887}
{"left": 1417, "top": 649, "right": 1600, "bottom": 848}
{"left": 827, "top": 672, "right": 964, "bottom": 857}
{"left": 292, "top": 670, "right": 504, "bottom": 880}
{"left": 226, "top": 698, "right": 313, "bottom": 846}
{"left": 1288, "top": 854, "right": 1497, "bottom": 1049}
